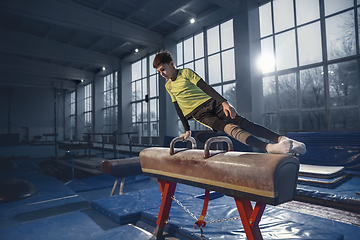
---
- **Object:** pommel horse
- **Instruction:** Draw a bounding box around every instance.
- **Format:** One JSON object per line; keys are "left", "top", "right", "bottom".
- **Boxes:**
{"left": 139, "top": 136, "right": 299, "bottom": 240}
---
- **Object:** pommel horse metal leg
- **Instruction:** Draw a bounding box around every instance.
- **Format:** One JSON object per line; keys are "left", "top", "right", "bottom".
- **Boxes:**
{"left": 154, "top": 179, "right": 177, "bottom": 238}
{"left": 155, "top": 137, "right": 197, "bottom": 238}
{"left": 235, "top": 197, "right": 266, "bottom": 240}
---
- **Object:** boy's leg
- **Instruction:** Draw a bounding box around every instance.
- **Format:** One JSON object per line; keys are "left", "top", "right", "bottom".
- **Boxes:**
{"left": 238, "top": 119, "right": 306, "bottom": 154}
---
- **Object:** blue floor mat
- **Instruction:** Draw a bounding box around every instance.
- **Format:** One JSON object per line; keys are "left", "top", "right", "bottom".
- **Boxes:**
{"left": 0, "top": 210, "right": 153, "bottom": 240}
{"left": 65, "top": 173, "right": 150, "bottom": 193}
{"left": 142, "top": 195, "right": 351, "bottom": 239}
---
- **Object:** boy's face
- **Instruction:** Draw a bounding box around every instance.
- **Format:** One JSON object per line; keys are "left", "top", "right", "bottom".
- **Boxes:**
{"left": 156, "top": 61, "right": 177, "bottom": 80}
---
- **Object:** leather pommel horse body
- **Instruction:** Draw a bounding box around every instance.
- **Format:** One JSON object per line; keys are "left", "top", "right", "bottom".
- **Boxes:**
{"left": 139, "top": 137, "right": 299, "bottom": 240}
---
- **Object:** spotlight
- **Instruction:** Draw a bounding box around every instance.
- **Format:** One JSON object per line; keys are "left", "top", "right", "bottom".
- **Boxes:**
{"left": 102, "top": 67, "right": 106, "bottom": 71}
{"left": 135, "top": 48, "right": 139, "bottom": 53}
{"left": 190, "top": 18, "right": 195, "bottom": 24}
{"left": 81, "top": 79, "right": 84, "bottom": 83}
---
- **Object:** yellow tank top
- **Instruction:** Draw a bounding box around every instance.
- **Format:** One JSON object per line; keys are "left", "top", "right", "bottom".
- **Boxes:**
{"left": 165, "top": 68, "right": 211, "bottom": 117}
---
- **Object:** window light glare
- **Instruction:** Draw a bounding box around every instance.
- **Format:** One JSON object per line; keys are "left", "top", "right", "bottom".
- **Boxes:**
{"left": 190, "top": 18, "right": 195, "bottom": 24}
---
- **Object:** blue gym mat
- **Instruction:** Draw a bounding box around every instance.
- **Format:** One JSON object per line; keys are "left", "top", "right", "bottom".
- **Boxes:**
{"left": 141, "top": 194, "right": 354, "bottom": 239}
{"left": 65, "top": 173, "right": 150, "bottom": 193}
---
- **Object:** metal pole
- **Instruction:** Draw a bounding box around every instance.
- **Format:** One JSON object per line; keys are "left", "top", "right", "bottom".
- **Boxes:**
{"left": 54, "top": 89, "right": 58, "bottom": 166}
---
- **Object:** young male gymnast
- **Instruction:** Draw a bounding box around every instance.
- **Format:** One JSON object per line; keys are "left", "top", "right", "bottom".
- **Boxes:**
{"left": 153, "top": 50, "right": 306, "bottom": 154}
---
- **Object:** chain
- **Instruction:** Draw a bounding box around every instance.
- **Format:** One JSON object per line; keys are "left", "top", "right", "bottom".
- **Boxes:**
{"left": 171, "top": 195, "right": 241, "bottom": 224}
{"left": 171, "top": 195, "right": 198, "bottom": 220}
{"left": 206, "top": 216, "right": 241, "bottom": 224}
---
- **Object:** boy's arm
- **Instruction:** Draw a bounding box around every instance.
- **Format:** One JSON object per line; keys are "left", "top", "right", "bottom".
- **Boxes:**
{"left": 174, "top": 101, "right": 191, "bottom": 139}
{"left": 196, "top": 78, "right": 226, "bottom": 103}
{"left": 196, "top": 78, "right": 236, "bottom": 119}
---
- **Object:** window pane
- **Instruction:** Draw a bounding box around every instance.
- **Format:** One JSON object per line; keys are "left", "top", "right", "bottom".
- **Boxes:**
{"left": 264, "top": 113, "right": 278, "bottom": 132}
{"left": 263, "top": 76, "right": 277, "bottom": 111}
{"left": 300, "top": 66, "right": 325, "bottom": 109}
{"left": 213, "top": 85, "right": 221, "bottom": 95}
{"left": 142, "top": 58, "right": 147, "bottom": 78}
{"left": 132, "top": 60, "right": 141, "bottom": 80}
{"left": 151, "top": 122, "right": 159, "bottom": 136}
{"left": 71, "top": 116, "right": 75, "bottom": 128}
{"left": 302, "top": 111, "right": 326, "bottom": 130}
{"left": 150, "top": 99, "right": 158, "bottom": 121}
{"left": 143, "top": 123, "right": 148, "bottom": 137}
{"left": 279, "top": 113, "right": 299, "bottom": 130}
{"left": 114, "top": 88, "right": 118, "bottom": 106}
{"left": 207, "top": 26, "right": 220, "bottom": 55}
{"left": 149, "top": 54, "right": 156, "bottom": 75}
{"left": 114, "top": 72, "right": 118, "bottom": 88}
{"left": 208, "top": 53, "right": 221, "bottom": 84}
{"left": 275, "top": 30, "right": 297, "bottom": 70}
{"left": 131, "top": 82, "right": 136, "bottom": 101}
{"left": 136, "top": 102, "right": 141, "bottom": 122}
{"left": 194, "top": 33, "right": 204, "bottom": 59}
{"left": 273, "top": 0, "right": 294, "bottom": 33}
{"left": 278, "top": 73, "right": 297, "bottom": 110}
{"left": 177, "top": 43, "right": 183, "bottom": 66}
{"left": 132, "top": 104, "right": 136, "bottom": 123}
{"left": 149, "top": 75, "right": 158, "bottom": 98}
{"left": 222, "top": 49, "right": 235, "bottom": 82}
{"left": 324, "top": 0, "right": 353, "bottom": 16}
{"left": 136, "top": 80, "right": 142, "bottom": 100}
{"left": 260, "top": 37, "right": 275, "bottom": 73}
{"left": 184, "top": 37, "right": 194, "bottom": 63}
{"left": 328, "top": 61, "right": 358, "bottom": 107}
{"left": 142, "top": 78, "right": 147, "bottom": 96}
{"left": 184, "top": 62, "right": 194, "bottom": 70}
{"left": 331, "top": 109, "right": 360, "bottom": 129}
{"left": 143, "top": 101, "right": 147, "bottom": 122}
{"left": 220, "top": 19, "right": 234, "bottom": 50}
{"left": 296, "top": 0, "right": 320, "bottom": 25}
{"left": 298, "top": 22, "right": 322, "bottom": 66}
{"left": 326, "top": 10, "right": 356, "bottom": 60}
{"left": 223, "top": 83, "right": 236, "bottom": 109}
{"left": 259, "top": 2, "right": 273, "bottom": 37}
{"left": 195, "top": 59, "right": 205, "bottom": 79}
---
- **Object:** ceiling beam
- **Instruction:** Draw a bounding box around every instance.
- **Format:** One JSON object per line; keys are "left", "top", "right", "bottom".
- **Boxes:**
{"left": 0, "top": 0, "right": 164, "bottom": 48}
{"left": 205, "top": 0, "right": 241, "bottom": 14}
{"left": 0, "top": 27, "right": 120, "bottom": 70}
{"left": 0, "top": 72, "right": 77, "bottom": 90}
{"left": 0, "top": 54, "right": 94, "bottom": 81}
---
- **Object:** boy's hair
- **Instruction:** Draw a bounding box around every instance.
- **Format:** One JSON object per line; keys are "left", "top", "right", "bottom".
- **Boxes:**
{"left": 153, "top": 50, "right": 174, "bottom": 68}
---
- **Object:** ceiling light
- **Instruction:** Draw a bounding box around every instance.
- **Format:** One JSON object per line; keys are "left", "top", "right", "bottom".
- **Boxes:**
{"left": 190, "top": 18, "right": 195, "bottom": 24}
{"left": 102, "top": 67, "right": 106, "bottom": 71}
{"left": 81, "top": 79, "right": 84, "bottom": 82}
{"left": 135, "top": 48, "right": 139, "bottom": 53}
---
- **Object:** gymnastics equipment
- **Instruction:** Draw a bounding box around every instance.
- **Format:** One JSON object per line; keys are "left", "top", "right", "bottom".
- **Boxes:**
{"left": 101, "top": 157, "right": 142, "bottom": 196}
{"left": 139, "top": 136, "right": 299, "bottom": 240}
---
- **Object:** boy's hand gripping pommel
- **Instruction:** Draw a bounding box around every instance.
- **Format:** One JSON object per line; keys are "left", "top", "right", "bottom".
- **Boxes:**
{"left": 180, "top": 131, "right": 191, "bottom": 142}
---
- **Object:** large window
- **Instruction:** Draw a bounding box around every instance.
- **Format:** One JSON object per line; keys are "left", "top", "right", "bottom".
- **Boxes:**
{"left": 259, "top": 0, "right": 360, "bottom": 132}
{"left": 104, "top": 72, "right": 118, "bottom": 133}
{"left": 131, "top": 54, "right": 159, "bottom": 144}
{"left": 84, "top": 83, "right": 92, "bottom": 133}
{"left": 176, "top": 19, "right": 236, "bottom": 134}
{"left": 70, "top": 91, "right": 76, "bottom": 139}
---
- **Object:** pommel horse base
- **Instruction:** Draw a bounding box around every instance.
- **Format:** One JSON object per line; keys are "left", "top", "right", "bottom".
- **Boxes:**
{"left": 139, "top": 136, "right": 299, "bottom": 240}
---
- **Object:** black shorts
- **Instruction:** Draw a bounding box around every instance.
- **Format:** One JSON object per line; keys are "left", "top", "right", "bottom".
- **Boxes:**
{"left": 191, "top": 99, "right": 245, "bottom": 132}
